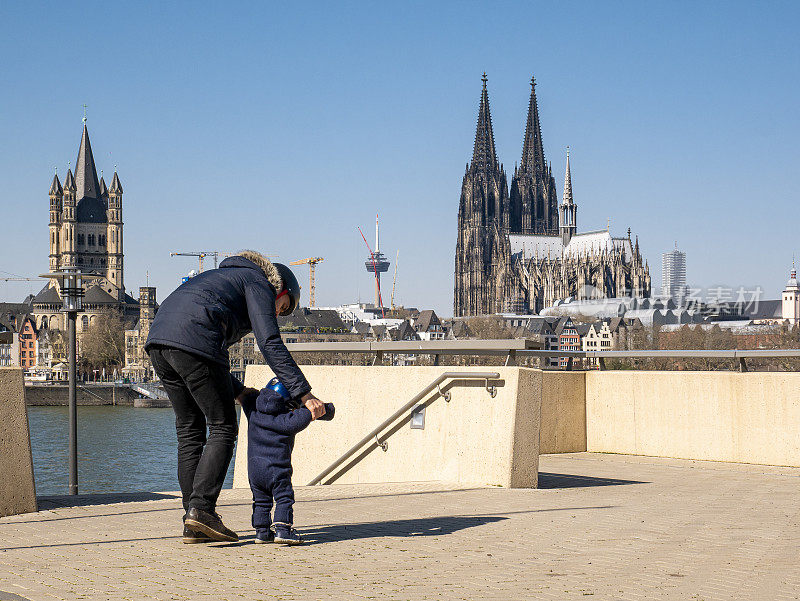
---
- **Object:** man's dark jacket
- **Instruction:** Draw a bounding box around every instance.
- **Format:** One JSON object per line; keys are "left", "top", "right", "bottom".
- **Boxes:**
{"left": 144, "top": 254, "right": 311, "bottom": 399}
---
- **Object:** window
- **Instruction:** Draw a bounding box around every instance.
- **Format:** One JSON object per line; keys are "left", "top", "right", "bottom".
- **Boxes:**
{"left": 78, "top": 233, "right": 85, "bottom": 245}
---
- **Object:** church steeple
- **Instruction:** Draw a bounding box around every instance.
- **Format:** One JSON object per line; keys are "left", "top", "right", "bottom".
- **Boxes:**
{"left": 471, "top": 73, "right": 498, "bottom": 172}
{"left": 49, "top": 173, "right": 62, "bottom": 196}
{"left": 109, "top": 170, "right": 123, "bottom": 194}
{"left": 520, "top": 76, "right": 546, "bottom": 174}
{"left": 64, "top": 168, "right": 76, "bottom": 192}
{"left": 562, "top": 147, "right": 573, "bottom": 205}
{"left": 560, "top": 147, "right": 577, "bottom": 246}
{"left": 74, "top": 124, "right": 101, "bottom": 202}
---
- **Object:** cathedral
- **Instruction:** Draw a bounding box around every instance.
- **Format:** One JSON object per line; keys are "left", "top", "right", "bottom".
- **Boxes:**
{"left": 454, "top": 75, "right": 651, "bottom": 316}
{"left": 33, "top": 121, "right": 139, "bottom": 333}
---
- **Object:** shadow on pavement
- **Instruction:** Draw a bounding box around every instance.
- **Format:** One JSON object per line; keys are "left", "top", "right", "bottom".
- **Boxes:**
{"left": 302, "top": 515, "right": 507, "bottom": 544}
{"left": 37, "top": 490, "right": 180, "bottom": 510}
{"left": 538, "top": 472, "right": 647, "bottom": 488}
{"left": 212, "top": 515, "right": 507, "bottom": 547}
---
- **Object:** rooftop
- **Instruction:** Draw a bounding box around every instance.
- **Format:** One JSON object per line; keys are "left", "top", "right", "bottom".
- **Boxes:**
{"left": 2, "top": 453, "right": 797, "bottom": 600}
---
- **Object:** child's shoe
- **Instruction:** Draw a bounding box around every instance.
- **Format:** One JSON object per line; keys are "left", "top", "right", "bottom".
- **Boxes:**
{"left": 254, "top": 528, "right": 274, "bottom": 544}
{"left": 273, "top": 522, "right": 303, "bottom": 545}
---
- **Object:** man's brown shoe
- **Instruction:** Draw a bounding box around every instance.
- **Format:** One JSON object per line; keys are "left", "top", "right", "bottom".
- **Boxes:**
{"left": 182, "top": 525, "right": 212, "bottom": 544}
{"left": 184, "top": 508, "right": 239, "bottom": 542}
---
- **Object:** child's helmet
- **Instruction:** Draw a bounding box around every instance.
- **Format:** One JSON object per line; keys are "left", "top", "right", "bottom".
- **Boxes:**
{"left": 267, "top": 377, "right": 290, "bottom": 400}
{"left": 273, "top": 263, "right": 301, "bottom": 315}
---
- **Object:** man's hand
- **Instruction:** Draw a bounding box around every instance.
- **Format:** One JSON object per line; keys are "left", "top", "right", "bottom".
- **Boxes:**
{"left": 236, "top": 387, "right": 259, "bottom": 404}
{"left": 301, "top": 392, "right": 326, "bottom": 420}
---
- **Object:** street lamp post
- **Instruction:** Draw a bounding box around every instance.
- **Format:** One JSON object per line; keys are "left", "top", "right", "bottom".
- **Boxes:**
{"left": 41, "top": 268, "right": 98, "bottom": 495}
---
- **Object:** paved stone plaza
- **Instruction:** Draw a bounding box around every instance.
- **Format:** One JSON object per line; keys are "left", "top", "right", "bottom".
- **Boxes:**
{"left": 1, "top": 453, "right": 798, "bottom": 600}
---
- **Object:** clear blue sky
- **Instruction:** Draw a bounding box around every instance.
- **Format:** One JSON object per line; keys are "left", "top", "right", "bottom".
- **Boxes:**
{"left": 1, "top": 1, "right": 798, "bottom": 316}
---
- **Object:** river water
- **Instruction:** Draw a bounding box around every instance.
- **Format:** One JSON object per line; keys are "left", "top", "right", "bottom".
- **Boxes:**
{"left": 26, "top": 406, "right": 238, "bottom": 496}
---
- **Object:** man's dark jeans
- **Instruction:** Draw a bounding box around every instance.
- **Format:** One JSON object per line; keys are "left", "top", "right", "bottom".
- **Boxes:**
{"left": 149, "top": 346, "right": 238, "bottom": 514}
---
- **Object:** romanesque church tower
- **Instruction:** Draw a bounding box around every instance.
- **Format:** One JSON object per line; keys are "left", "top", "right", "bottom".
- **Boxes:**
{"left": 454, "top": 74, "right": 512, "bottom": 317}
{"left": 509, "top": 78, "right": 559, "bottom": 235}
{"left": 36, "top": 120, "right": 135, "bottom": 333}
{"left": 46, "top": 122, "right": 124, "bottom": 300}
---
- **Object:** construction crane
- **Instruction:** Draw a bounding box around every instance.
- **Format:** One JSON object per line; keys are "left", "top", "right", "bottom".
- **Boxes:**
{"left": 1, "top": 278, "right": 40, "bottom": 282}
{"left": 171, "top": 251, "right": 279, "bottom": 274}
{"left": 390, "top": 250, "right": 399, "bottom": 310}
{"left": 290, "top": 257, "right": 324, "bottom": 307}
{"left": 170, "top": 251, "right": 231, "bottom": 273}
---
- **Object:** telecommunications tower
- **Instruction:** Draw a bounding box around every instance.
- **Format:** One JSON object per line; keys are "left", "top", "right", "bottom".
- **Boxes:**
{"left": 363, "top": 214, "right": 390, "bottom": 309}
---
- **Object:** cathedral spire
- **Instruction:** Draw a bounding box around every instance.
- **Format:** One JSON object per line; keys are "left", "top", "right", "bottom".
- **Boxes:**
{"left": 562, "top": 146, "right": 573, "bottom": 205}
{"left": 471, "top": 72, "right": 498, "bottom": 172}
{"left": 74, "top": 124, "right": 101, "bottom": 201}
{"left": 559, "top": 147, "right": 577, "bottom": 246}
{"left": 520, "top": 76, "right": 546, "bottom": 173}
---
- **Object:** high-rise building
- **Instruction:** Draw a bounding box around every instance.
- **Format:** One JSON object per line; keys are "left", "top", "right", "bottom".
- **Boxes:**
{"left": 661, "top": 246, "right": 687, "bottom": 306}
{"left": 453, "top": 75, "right": 650, "bottom": 317}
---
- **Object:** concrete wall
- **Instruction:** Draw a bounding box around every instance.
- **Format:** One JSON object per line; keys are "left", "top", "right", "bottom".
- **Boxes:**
{"left": 0, "top": 367, "right": 37, "bottom": 516}
{"left": 538, "top": 371, "right": 586, "bottom": 454}
{"left": 25, "top": 384, "right": 140, "bottom": 406}
{"left": 234, "top": 366, "right": 543, "bottom": 489}
{"left": 586, "top": 371, "right": 800, "bottom": 466}
{"left": 233, "top": 366, "right": 800, "bottom": 486}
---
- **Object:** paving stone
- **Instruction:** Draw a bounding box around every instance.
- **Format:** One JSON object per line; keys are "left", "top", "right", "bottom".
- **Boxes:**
{"left": 1, "top": 454, "right": 799, "bottom": 600}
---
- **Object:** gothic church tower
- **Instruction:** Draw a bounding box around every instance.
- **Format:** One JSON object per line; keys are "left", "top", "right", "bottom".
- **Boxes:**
{"left": 454, "top": 74, "right": 511, "bottom": 317}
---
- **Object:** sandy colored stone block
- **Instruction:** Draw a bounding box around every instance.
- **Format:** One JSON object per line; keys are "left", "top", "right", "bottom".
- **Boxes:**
{"left": 538, "top": 370, "right": 586, "bottom": 454}
{"left": 586, "top": 371, "right": 800, "bottom": 466}
{"left": 235, "top": 366, "right": 542, "bottom": 488}
{"left": 0, "top": 367, "right": 37, "bottom": 516}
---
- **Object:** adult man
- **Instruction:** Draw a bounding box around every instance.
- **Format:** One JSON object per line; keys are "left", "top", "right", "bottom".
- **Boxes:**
{"left": 145, "top": 250, "right": 325, "bottom": 543}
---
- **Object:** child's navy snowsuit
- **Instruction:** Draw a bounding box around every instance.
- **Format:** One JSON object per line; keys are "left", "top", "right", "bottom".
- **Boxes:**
{"left": 240, "top": 387, "right": 312, "bottom": 531}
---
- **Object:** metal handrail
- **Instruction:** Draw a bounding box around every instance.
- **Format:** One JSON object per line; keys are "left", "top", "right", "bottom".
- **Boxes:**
{"left": 285, "top": 340, "right": 800, "bottom": 372}
{"left": 288, "top": 339, "right": 541, "bottom": 355}
{"left": 307, "top": 371, "right": 500, "bottom": 486}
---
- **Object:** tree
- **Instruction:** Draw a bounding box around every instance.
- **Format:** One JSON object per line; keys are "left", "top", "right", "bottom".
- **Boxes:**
{"left": 80, "top": 310, "right": 125, "bottom": 371}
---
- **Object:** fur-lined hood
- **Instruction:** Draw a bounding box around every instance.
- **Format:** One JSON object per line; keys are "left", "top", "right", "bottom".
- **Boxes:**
{"left": 236, "top": 250, "right": 283, "bottom": 292}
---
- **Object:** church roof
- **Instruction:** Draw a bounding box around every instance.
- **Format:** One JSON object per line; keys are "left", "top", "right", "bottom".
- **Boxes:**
{"left": 509, "top": 230, "right": 632, "bottom": 260}
{"left": 110, "top": 171, "right": 123, "bottom": 194}
{"left": 471, "top": 73, "right": 499, "bottom": 172}
{"left": 98, "top": 176, "right": 108, "bottom": 196}
{"left": 83, "top": 285, "right": 118, "bottom": 305}
{"left": 75, "top": 125, "right": 102, "bottom": 203}
{"left": 49, "top": 173, "right": 62, "bottom": 196}
{"left": 64, "top": 168, "right": 76, "bottom": 191}
{"left": 33, "top": 284, "right": 62, "bottom": 305}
